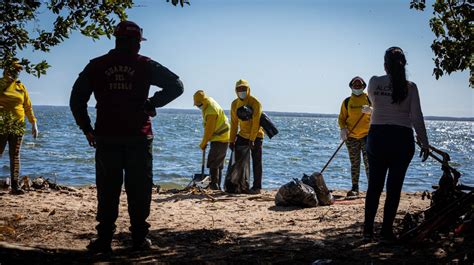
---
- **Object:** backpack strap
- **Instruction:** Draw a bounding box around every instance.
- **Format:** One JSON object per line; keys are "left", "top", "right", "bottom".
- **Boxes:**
{"left": 344, "top": 96, "right": 351, "bottom": 110}
{"left": 344, "top": 95, "right": 371, "bottom": 110}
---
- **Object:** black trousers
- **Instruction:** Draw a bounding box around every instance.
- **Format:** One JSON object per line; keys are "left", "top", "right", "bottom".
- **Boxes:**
{"left": 364, "top": 125, "right": 415, "bottom": 235}
{"left": 235, "top": 135, "right": 263, "bottom": 189}
{"left": 95, "top": 136, "right": 153, "bottom": 243}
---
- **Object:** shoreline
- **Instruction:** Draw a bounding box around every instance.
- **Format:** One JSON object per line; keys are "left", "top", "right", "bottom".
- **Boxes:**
{"left": 0, "top": 185, "right": 472, "bottom": 264}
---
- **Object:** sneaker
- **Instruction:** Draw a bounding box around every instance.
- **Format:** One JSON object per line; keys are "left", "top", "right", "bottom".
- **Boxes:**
{"left": 346, "top": 190, "right": 359, "bottom": 197}
{"left": 87, "top": 238, "right": 112, "bottom": 254}
{"left": 132, "top": 237, "right": 152, "bottom": 251}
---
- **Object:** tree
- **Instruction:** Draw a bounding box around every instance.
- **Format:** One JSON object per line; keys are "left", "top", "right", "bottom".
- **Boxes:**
{"left": 0, "top": 0, "right": 189, "bottom": 78}
{"left": 409, "top": 0, "right": 473, "bottom": 87}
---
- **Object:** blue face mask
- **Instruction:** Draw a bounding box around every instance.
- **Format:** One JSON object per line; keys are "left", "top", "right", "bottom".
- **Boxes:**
{"left": 238, "top": 91, "right": 247, "bottom": 99}
{"left": 352, "top": 89, "right": 364, "bottom": 96}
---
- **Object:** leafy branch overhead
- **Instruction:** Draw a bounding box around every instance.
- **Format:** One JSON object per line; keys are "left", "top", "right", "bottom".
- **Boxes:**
{"left": 410, "top": 0, "right": 473, "bottom": 87}
{"left": 0, "top": 0, "right": 190, "bottom": 78}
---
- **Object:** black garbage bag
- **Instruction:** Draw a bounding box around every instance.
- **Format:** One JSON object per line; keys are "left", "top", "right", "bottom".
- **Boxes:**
{"left": 237, "top": 105, "right": 253, "bottom": 121}
{"left": 224, "top": 145, "right": 250, "bottom": 194}
{"left": 260, "top": 112, "right": 278, "bottom": 139}
{"left": 302, "top": 172, "right": 334, "bottom": 206}
{"left": 237, "top": 105, "right": 278, "bottom": 139}
{"left": 275, "top": 179, "right": 318, "bottom": 207}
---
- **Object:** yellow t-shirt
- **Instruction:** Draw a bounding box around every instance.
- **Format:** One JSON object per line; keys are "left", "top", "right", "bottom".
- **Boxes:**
{"left": 338, "top": 93, "right": 370, "bottom": 139}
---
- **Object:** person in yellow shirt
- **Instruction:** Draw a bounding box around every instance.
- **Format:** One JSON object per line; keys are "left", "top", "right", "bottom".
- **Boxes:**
{"left": 0, "top": 62, "right": 38, "bottom": 195}
{"left": 230, "top": 79, "right": 265, "bottom": 194}
{"left": 194, "top": 90, "right": 230, "bottom": 190}
{"left": 338, "top": 76, "right": 370, "bottom": 197}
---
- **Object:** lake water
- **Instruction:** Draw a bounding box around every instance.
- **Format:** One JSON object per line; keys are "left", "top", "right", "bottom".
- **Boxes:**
{"left": 1, "top": 106, "right": 472, "bottom": 192}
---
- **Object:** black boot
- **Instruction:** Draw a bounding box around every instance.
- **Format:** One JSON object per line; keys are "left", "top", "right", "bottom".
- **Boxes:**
{"left": 87, "top": 237, "right": 112, "bottom": 254}
{"left": 209, "top": 168, "right": 220, "bottom": 190}
{"left": 132, "top": 237, "right": 152, "bottom": 251}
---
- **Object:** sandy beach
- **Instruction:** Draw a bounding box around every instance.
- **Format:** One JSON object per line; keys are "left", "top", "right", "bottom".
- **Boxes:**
{"left": 0, "top": 184, "right": 472, "bottom": 264}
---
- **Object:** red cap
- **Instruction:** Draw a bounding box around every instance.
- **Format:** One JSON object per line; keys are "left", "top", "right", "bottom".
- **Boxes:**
{"left": 113, "top": 21, "right": 147, "bottom": 41}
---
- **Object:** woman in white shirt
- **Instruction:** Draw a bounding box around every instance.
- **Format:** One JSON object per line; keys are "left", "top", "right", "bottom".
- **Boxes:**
{"left": 363, "top": 47, "right": 429, "bottom": 242}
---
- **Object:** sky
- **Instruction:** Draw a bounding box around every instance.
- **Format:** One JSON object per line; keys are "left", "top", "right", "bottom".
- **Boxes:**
{"left": 18, "top": 0, "right": 473, "bottom": 117}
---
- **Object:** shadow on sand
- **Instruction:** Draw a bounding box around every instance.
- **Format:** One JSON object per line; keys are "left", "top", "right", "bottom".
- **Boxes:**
{"left": 2, "top": 221, "right": 472, "bottom": 264}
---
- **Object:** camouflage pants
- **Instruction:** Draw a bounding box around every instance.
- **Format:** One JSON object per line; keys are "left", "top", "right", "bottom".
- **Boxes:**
{"left": 0, "top": 134, "right": 23, "bottom": 189}
{"left": 345, "top": 137, "right": 369, "bottom": 189}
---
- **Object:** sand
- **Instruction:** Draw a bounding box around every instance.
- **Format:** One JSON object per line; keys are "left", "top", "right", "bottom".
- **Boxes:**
{"left": 0, "top": 185, "right": 472, "bottom": 264}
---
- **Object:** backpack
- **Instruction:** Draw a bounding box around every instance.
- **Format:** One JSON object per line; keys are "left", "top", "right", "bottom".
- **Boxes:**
{"left": 344, "top": 94, "right": 371, "bottom": 110}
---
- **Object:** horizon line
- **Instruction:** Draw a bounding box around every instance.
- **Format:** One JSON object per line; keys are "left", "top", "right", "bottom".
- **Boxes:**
{"left": 34, "top": 104, "right": 474, "bottom": 121}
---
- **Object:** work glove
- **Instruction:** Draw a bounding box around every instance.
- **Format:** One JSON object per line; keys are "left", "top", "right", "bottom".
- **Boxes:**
{"left": 361, "top": 105, "right": 372, "bottom": 114}
{"left": 144, "top": 99, "right": 157, "bottom": 117}
{"left": 419, "top": 146, "right": 430, "bottom": 162}
{"left": 340, "top": 128, "right": 348, "bottom": 141}
{"left": 199, "top": 142, "right": 207, "bottom": 151}
{"left": 32, "top": 122, "right": 39, "bottom": 139}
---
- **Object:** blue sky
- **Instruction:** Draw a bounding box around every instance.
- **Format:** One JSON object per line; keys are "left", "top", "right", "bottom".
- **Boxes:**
{"left": 18, "top": 0, "right": 473, "bottom": 117}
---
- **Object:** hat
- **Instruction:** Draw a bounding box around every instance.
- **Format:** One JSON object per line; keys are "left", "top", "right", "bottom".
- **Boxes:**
{"left": 235, "top": 79, "right": 250, "bottom": 89}
{"left": 349, "top": 76, "right": 366, "bottom": 89}
{"left": 114, "top": 21, "right": 147, "bottom": 41}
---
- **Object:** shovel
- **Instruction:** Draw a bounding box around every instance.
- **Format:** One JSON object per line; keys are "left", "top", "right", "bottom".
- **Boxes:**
{"left": 320, "top": 113, "right": 366, "bottom": 175}
{"left": 312, "top": 113, "right": 367, "bottom": 200}
{"left": 192, "top": 147, "right": 210, "bottom": 187}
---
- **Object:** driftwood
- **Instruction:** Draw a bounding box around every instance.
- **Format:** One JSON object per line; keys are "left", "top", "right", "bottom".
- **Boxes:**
{"left": 400, "top": 142, "right": 473, "bottom": 243}
{"left": 400, "top": 191, "right": 473, "bottom": 243}
{"left": 0, "top": 242, "right": 45, "bottom": 253}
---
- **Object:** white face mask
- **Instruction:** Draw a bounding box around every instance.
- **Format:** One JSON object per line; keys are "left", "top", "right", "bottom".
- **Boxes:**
{"left": 238, "top": 91, "right": 247, "bottom": 99}
{"left": 352, "top": 89, "right": 364, "bottom": 96}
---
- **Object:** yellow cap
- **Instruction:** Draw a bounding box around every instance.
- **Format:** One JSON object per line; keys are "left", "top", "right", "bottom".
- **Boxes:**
{"left": 235, "top": 79, "right": 250, "bottom": 89}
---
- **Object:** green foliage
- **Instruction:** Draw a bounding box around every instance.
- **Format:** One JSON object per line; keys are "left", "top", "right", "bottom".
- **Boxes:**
{"left": 0, "top": 0, "right": 190, "bottom": 78}
{"left": 410, "top": 0, "right": 473, "bottom": 87}
{"left": 0, "top": 110, "right": 26, "bottom": 136}
{"left": 167, "top": 0, "right": 190, "bottom": 7}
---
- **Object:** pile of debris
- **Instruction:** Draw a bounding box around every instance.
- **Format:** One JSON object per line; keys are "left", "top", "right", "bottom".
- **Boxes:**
{"left": 399, "top": 143, "right": 473, "bottom": 261}
{"left": 0, "top": 176, "right": 79, "bottom": 193}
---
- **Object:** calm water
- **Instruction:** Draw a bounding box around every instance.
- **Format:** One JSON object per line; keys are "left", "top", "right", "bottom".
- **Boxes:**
{"left": 1, "top": 106, "right": 472, "bottom": 192}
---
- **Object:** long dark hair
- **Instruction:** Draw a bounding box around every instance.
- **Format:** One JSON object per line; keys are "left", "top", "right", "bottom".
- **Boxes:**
{"left": 384, "top": 47, "right": 408, "bottom": 104}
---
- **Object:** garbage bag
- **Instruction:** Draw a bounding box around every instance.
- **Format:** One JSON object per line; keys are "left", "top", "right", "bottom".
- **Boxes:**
{"left": 237, "top": 105, "right": 253, "bottom": 121}
{"left": 224, "top": 145, "right": 250, "bottom": 194}
{"left": 275, "top": 179, "right": 318, "bottom": 207}
{"left": 237, "top": 105, "right": 278, "bottom": 139}
{"left": 302, "top": 172, "right": 334, "bottom": 206}
{"left": 260, "top": 112, "right": 278, "bottom": 139}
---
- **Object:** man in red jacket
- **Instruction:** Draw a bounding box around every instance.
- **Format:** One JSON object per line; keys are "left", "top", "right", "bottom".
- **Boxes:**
{"left": 70, "top": 21, "right": 183, "bottom": 253}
